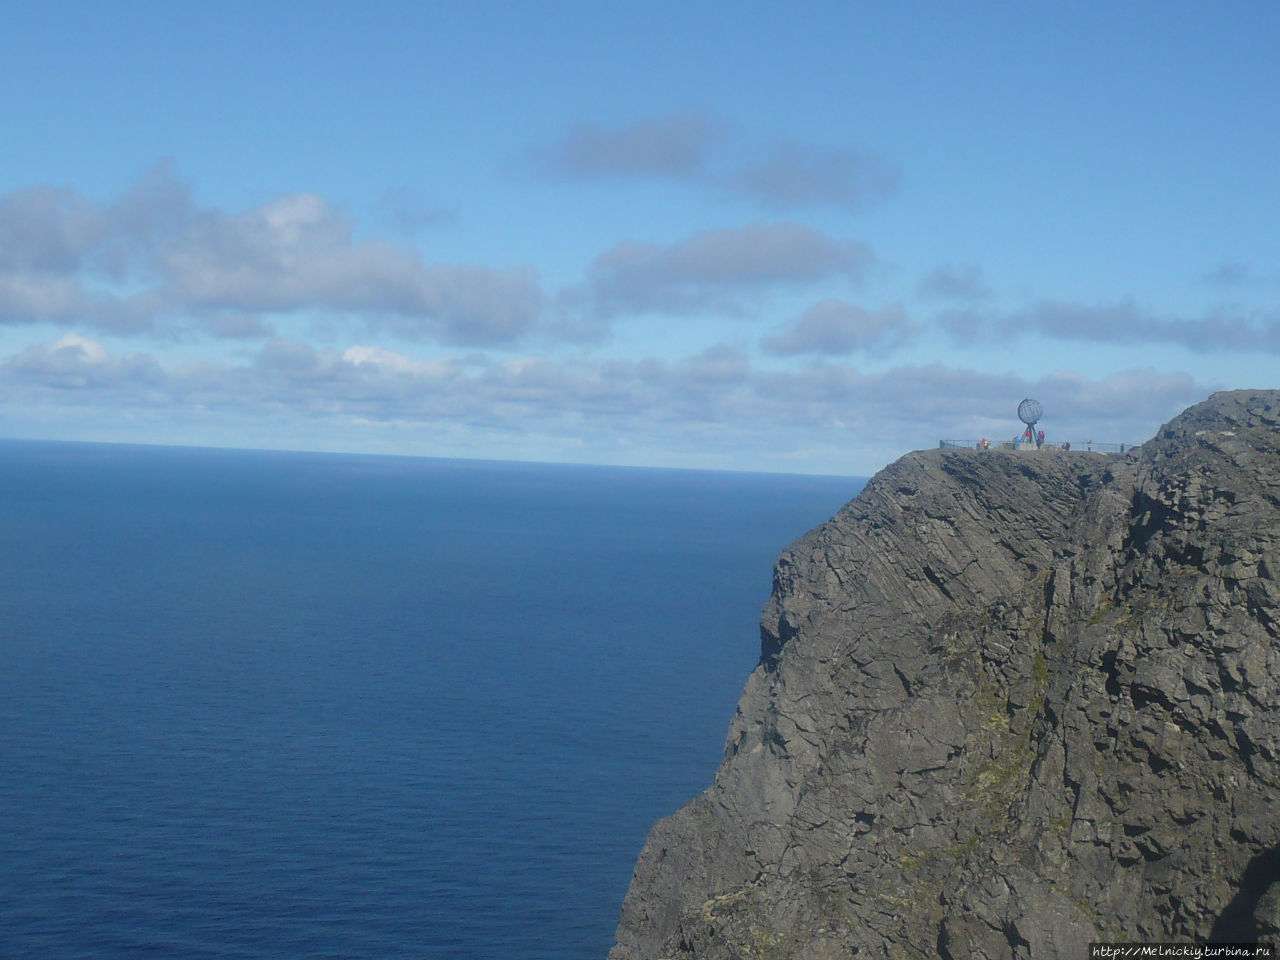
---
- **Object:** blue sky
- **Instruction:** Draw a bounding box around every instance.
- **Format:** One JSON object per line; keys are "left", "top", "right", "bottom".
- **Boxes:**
{"left": 1, "top": 1, "right": 1277, "bottom": 474}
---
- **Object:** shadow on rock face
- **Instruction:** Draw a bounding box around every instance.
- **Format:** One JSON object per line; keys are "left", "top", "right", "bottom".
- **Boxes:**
{"left": 1209, "top": 846, "right": 1280, "bottom": 942}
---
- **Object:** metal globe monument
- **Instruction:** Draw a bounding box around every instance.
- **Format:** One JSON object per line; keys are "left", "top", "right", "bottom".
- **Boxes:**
{"left": 1018, "top": 398, "right": 1043, "bottom": 447}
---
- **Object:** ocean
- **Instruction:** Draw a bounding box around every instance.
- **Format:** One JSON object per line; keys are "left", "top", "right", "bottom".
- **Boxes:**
{"left": 0, "top": 439, "right": 863, "bottom": 959}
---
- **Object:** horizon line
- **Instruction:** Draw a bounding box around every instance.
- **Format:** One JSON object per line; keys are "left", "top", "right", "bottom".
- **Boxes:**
{"left": 0, "top": 433, "right": 868, "bottom": 482}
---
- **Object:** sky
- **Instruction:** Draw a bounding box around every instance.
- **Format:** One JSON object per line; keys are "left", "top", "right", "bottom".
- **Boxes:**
{"left": 1, "top": 1, "right": 1277, "bottom": 475}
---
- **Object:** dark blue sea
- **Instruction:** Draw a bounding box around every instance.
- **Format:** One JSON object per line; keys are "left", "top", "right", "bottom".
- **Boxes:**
{"left": 0, "top": 440, "right": 862, "bottom": 959}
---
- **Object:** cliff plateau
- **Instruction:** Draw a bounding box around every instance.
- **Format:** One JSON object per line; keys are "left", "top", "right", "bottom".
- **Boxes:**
{"left": 610, "top": 390, "right": 1280, "bottom": 960}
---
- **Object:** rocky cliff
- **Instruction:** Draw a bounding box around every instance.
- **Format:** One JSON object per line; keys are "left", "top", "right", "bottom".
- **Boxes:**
{"left": 610, "top": 390, "right": 1280, "bottom": 960}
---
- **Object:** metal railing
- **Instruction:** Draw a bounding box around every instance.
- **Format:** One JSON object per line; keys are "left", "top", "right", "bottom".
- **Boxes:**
{"left": 939, "top": 439, "right": 1139, "bottom": 453}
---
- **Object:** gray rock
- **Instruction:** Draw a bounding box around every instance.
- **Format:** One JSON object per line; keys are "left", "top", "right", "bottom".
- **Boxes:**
{"left": 609, "top": 390, "right": 1280, "bottom": 960}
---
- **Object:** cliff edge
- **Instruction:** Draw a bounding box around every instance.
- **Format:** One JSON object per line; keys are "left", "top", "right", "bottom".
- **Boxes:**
{"left": 610, "top": 390, "right": 1280, "bottom": 960}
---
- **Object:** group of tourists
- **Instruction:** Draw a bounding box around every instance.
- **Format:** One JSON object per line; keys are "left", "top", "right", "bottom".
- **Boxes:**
{"left": 976, "top": 429, "right": 1055, "bottom": 451}
{"left": 967, "top": 399, "right": 1130, "bottom": 454}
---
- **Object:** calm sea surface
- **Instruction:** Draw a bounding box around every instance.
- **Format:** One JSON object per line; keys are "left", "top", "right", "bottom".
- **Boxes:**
{"left": 0, "top": 440, "right": 863, "bottom": 959}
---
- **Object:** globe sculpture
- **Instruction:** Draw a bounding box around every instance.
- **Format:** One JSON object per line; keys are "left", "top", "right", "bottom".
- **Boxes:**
{"left": 1018, "top": 398, "right": 1043, "bottom": 447}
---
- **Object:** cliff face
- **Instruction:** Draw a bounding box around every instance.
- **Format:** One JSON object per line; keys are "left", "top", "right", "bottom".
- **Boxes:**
{"left": 610, "top": 390, "right": 1280, "bottom": 960}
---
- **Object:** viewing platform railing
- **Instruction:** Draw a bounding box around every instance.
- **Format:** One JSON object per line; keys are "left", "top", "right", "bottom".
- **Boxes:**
{"left": 939, "top": 439, "right": 1139, "bottom": 453}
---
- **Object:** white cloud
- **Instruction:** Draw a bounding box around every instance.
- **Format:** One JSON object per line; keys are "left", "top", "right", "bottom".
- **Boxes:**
{"left": 51, "top": 331, "right": 110, "bottom": 364}
{"left": 729, "top": 142, "right": 899, "bottom": 212}
{"left": 0, "top": 185, "right": 106, "bottom": 272}
{"left": 0, "top": 272, "right": 88, "bottom": 323}
{"left": 0, "top": 333, "right": 1207, "bottom": 474}
{"left": 533, "top": 113, "right": 722, "bottom": 180}
{"left": 532, "top": 113, "right": 901, "bottom": 212}
{"left": 0, "top": 166, "right": 544, "bottom": 346}
{"left": 587, "top": 222, "right": 872, "bottom": 317}
{"left": 761, "top": 300, "right": 915, "bottom": 357}
{"left": 255, "top": 338, "right": 322, "bottom": 373}
{"left": 162, "top": 193, "right": 543, "bottom": 344}
{"left": 343, "top": 344, "right": 457, "bottom": 378}
{"left": 2, "top": 332, "right": 163, "bottom": 392}
{"left": 917, "top": 264, "right": 989, "bottom": 301}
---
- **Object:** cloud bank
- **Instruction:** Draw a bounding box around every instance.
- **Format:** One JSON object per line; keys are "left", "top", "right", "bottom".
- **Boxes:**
{"left": 0, "top": 164, "right": 544, "bottom": 346}
{"left": 0, "top": 154, "right": 1257, "bottom": 473}
{"left": 1, "top": 331, "right": 1204, "bottom": 472}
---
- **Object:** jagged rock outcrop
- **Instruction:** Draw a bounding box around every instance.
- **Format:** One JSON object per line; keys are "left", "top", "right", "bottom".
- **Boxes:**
{"left": 610, "top": 390, "right": 1280, "bottom": 960}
